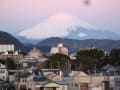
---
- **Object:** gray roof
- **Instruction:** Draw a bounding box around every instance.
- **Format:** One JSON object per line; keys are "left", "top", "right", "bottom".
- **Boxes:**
{"left": 16, "top": 71, "right": 31, "bottom": 78}
{"left": 33, "top": 76, "right": 68, "bottom": 85}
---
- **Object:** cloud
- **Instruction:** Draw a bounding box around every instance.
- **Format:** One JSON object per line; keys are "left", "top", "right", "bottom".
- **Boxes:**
{"left": 19, "top": 12, "right": 96, "bottom": 39}
{"left": 78, "top": 33, "right": 88, "bottom": 37}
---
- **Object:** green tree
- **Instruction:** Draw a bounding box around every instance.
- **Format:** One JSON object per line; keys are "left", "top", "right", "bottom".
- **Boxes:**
{"left": 75, "top": 49, "right": 104, "bottom": 71}
{"left": 109, "top": 49, "right": 120, "bottom": 65}
{"left": 44, "top": 53, "right": 71, "bottom": 74}
{"left": 0, "top": 58, "right": 17, "bottom": 70}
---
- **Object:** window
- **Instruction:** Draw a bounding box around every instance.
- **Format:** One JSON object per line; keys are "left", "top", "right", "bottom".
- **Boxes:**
{"left": 23, "top": 79, "right": 26, "bottom": 82}
{"left": 24, "top": 79, "right": 26, "bottom": 82}
{"left": 40, "top": 87, "right": 43, "bottom": 90}
{"left": 2, "top": 70, "right": 5, "bottom": 73}
{"left": 71, "top": 83, "right": 73, "bottom": 86}
{"left": 75, "top": 83, "right": 78, "bottom": 87}
{"left": 3, "top": 76, "right": 5, "bottom": 79}
{"left": 0, "top": 70, "right": 5, "bottom": 73}
{"left": 62, "top": 86, "right": 65, "bottom": 90}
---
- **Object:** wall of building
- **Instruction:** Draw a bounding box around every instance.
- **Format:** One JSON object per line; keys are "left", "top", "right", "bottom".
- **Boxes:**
{"left": 31, "top": 82, "right": 68, "bottom": 90}
{"left": 0, "top": 44, "right": 14, "bottom": 52}
{"left": 50, "top": 43, "right": 68, "bottom": 55}
{"left": 44, "top": 83, "right": 68, "bottom": 90}
{"left": 0, "top": 63, "right": 8, "bottom": 81}
{"left": 68, "top": 81, "right": 80, "bottom": 90}
{"left": 0, "top": 68, "right": 8, "bottom": 81}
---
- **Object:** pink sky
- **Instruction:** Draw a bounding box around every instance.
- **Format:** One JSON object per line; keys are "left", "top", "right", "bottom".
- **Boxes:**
{"left": 0, "top": 0, "right": 120, "bottom": 33}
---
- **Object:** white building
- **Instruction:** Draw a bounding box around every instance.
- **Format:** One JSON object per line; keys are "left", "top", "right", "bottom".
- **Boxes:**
{"left": 50, "top": 43, "right": 69, "bottom": 55}
{"left": 20, "top": 47, "right": 47, "bottom": 69}
{"left": 0, "top": 44, "right": 14, "bottom": 52}
{"left": 0, "top": 63, "right": 8, "bottom": 81}
{"left": 26, "top": 47, "right": 43, "bottom": 59}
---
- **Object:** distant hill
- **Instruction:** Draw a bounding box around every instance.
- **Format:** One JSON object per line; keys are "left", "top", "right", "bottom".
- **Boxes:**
{"left": 17, "top": 36, "right": 41, "bottom": 44}
{"left": 36, "top": 37, "right": 120, "bottom": 53}
{"left": 0, "top": 31, "right": 26, "bottom": 52}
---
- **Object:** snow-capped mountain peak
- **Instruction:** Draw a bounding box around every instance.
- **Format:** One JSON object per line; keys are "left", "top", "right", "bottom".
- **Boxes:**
{"left": 19, "top": 12, "right": 120, "bottom": 40}
{"left": 19, "top": 12, "right": 97, "bottom": 39}
{"left": 48, "top": 12, "right": 96, "bottom": 30}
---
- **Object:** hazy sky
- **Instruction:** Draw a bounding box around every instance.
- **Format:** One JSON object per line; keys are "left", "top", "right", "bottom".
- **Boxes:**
{"left": 0, "top": 0, "right": 120, "bottom": 35}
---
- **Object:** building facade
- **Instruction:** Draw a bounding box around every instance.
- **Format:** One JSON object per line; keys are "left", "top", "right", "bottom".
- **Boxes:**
{"left": 50, "top": 43, "right": 68, "bottom": 55}
{"left": 0, "top": 44, "right": 14, "bottom": 52}
{"left": 0, "top": 63, "right": 8, "bottom": 81}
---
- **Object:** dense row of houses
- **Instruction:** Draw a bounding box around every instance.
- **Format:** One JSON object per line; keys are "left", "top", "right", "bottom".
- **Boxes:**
{"left": 0, "top": 44, "right": 120, "bottom": 90}
{"left": 0, "top": 61, "right": 120, "bottom": 90}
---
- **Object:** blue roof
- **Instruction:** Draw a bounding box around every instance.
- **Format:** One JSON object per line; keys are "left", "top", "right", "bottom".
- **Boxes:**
{"left": 32, "top": 69, "right": 44, "bottom": 76}
{"left": 16, "top": 71, "right": 31, "bottom": 78}
{"left": 33, "top": 76, "right": 48, "bottom": 82}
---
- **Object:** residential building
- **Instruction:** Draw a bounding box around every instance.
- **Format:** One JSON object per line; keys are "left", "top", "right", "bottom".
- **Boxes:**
{"left": 19, "top": 57, "right": 39, "bottom": 69}
{"left": 41, "top": 69, "right": 63, "bottom": 81}
{"left": 28, "top": 76, "right": 68, "bottom": 90}
{"left": 50, "top": 43, "right": 68, "bottom": 55}
{"left": 0, "top": 51, "right": 23, "bottom": 60}
{"left": 0, "top": 79, "right": 15, "bottom": 90}
{"left": 68, "top": 71, "right": 120, "bottom": 90}
{"left": 15, "top": 71, "right": 31, "bottom": 90}
{"left": 0, "top": 44, "right": 14, "bottom": 52}
{"left": 27, "top": 47, "right": 43, "bottom": 59}
{"left": 19, "top": 47, "right": 47, "bottom": 69}
{"left": 0, "top": 63, "right": 8, "bottom": 81}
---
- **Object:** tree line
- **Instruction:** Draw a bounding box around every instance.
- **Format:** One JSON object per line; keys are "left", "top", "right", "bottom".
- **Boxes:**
{"left": 42, "top": 49, "right": 120, "bottom": 74}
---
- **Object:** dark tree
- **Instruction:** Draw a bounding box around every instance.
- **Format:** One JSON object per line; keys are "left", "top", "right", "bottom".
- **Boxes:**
{"left": 74, "top": 49, "right": 104, "bottom": 71}
{"left": 0, "top": 58, "right": 17, "bottom": 70}
{"left": 43, "top": 53, "right": 71, "bottom": 75}
{"left": 109, "top": 49, "right": 120, "bottom": 65}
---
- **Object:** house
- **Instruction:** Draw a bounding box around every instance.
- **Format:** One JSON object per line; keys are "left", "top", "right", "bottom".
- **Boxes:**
{"left": 19, "top": 57, "right": 39, "bottom": 69}
{"left": 0, "top": 51, "right": 23, "bottom": 60}
{"left": 25, "top": 47, "right": 46, "bottom": 62}
{"left": 28, "top": 76, "right": 68, "bottom": 90}
{"left": 0, "top": 63, "right": 8, "bottom": 81}
{"left": 41, "top": 69, "right": 63, "bottom": 81}
{"left": 108, "top": 77, "right": 120, "bottom": 90}
{"left": 19, "top": 47, "right": 47, "bottom": 69}
{"left": 68, "top": 71, "right": 90, "bottom": 90}
{"left": 102, "top": 64, "right": 117, "bottom": 76}
{"left": 0, "top": 79, "right": 15, "bottom": 90}
{"left": 15, "top": 71, "right": 31, "bottom": 90}
{"left": 27, "top": 47, "right": 42, "bottom": 59}
{"left": 25, "top": 71, "right": 74, "bottom": 90}
{"left": 68, "top": 71, "right": 120, "bottom": 90}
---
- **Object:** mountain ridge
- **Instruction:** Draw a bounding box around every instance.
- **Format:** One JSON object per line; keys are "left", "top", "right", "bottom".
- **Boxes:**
{"left": 36, "top": 37, "right": 120, "bottom": 53}
{"left": 0, "top": 31, "right": 27, "bottom": 52}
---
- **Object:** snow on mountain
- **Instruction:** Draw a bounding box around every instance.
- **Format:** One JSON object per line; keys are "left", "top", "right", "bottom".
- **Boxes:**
{"left": 79, "top": 33, "right": 88, "bottom": 37}
{"left": 19, "top": 12, "right": 97, "bottom": 39}
{"left": 19, "top": 12, "right": 120, "bottom": 40}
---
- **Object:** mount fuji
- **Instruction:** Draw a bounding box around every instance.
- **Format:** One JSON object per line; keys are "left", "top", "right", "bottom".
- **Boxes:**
{"left": 18, "top": 12, "right": 120, "bottom": 41}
